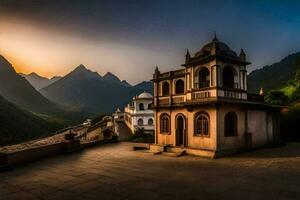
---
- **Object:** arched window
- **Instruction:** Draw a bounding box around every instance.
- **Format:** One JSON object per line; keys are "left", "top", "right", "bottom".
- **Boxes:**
{"left": 160, "top": 114, "right": 170, "bottom": 133}
{"left": 224, "top": 112, "right": 238, "bottom": 137}
{"left": 198, "top": 67, "right": 210, "bottom": 88}
{"left": 175, "top": 79, "right": 184, "bottom": 94}
{"left": 194, "top": 112, "right": 209, "bottom": 136}
{"left": 223, "top": 66, "right": 236, "bottom": 88}
{"left": 138, "top": 118, "right": 144, "bottom": 126}
{"left": 139, "top": 103, "right": 144, "bottom": 110}
{"left": 148, "top": 118, "right": 154, "bottom": 125}
{"left": 162, "top": 82, "right": 170, "bottom": 96}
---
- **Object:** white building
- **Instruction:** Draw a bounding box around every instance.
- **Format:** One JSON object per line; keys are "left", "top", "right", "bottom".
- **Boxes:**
{"left": 124, "top": 92, "right": 155, "bottom": 134}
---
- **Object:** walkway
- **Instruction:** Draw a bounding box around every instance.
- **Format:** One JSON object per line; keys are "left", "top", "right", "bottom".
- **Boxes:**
{"left": 116, "top": 121, "right": 132, "bottom": 141}
{"left": 1, "top": 142, "right": 300, "bottom": 200}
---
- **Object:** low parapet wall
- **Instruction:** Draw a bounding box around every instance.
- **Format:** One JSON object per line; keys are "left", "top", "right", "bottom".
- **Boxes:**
{"left": 0, "top": 143, "right": 63, "bottom": 166}
{"left": 0, "top": 139, "right": 110, "bottom": 170}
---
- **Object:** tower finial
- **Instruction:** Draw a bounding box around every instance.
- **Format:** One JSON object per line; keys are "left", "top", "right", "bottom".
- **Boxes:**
{"left": 185, "top": 48, "right": 191, "bottom": 63}
{"left": 186, "top": 48, "right": 190, "bottom": 56}
{"left": 212, "top": 31, "right": 219, "bottom": 42}
{"left": 239, "top": 48, "right": 246, "bottom": 61}
{"left": 155, "top": 65, "right": 160, "bottom": 74}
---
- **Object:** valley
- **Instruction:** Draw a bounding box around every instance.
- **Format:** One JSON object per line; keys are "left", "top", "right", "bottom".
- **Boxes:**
{"left": 0, "top": 55, "right": 152, "bottom": 146}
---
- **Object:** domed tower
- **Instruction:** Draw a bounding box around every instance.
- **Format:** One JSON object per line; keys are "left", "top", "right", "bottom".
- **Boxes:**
{"left": 182, "top": 35, "right": 250, "bottom": 96}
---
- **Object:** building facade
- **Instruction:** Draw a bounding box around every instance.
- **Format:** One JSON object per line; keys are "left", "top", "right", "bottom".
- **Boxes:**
{"left": 151, "top": 36, "right": 281, "bottom": 158}
{"left": 124, "top": 92, "right": 155, "bottom": 134}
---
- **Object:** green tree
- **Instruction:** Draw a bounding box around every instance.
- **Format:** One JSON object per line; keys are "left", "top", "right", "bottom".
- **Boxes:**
{"left": 265, "top": 91, "right": 290, "bottom": 105}
{"left": 287, "top": 79, "right": 296, "bottom": 87}
{"left": 294, "top": 57, "right": 300, "bottom": 81}
{"left": 291, "top": 86, "right": 300, "bottom": 101}
{"left": 295, "top": 70, "right": 300, "bottom": 82}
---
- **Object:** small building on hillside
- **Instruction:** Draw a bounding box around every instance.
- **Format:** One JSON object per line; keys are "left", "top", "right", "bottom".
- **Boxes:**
{"left": 150, "top": 35, "right": 281, "bottom": 158}
{"left": 112, "top": 108, "right": 124, "bottom": 122}
{"left": 124, "top": 92, "right": 155, "bottom": 134}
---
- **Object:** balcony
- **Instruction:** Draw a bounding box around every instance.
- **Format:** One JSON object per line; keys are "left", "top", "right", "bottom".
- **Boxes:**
{"left": 192, "top": 90, "right": 211, "bottom": 100}
{"left": 218, "top": 89, "right": 247, "bottom": 100}
{"left": 154, "top": 87, "right": 258, "bottom": 107}
{"left": 159, "top": 96, "right": 170, "bottom": 105}
{"left": 172, "top": 95, "right": 185, "bottom": 104}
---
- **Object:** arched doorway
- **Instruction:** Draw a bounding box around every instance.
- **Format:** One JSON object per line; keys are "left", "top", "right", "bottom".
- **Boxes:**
{"left": 223, "top": 66, "right": 236, "bottom": 88}
{"left": 176, "top": 115, "right": 186, "bottom": 146}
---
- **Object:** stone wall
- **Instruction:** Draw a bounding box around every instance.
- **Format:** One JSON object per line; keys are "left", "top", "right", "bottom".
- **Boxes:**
{"left": 0, "top": 143, "right": 63, "bottom": 166}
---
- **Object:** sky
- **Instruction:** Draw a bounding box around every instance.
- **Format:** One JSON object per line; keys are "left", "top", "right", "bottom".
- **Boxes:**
{"left": 0, "top": 0, "right": 300, "bottom": 84}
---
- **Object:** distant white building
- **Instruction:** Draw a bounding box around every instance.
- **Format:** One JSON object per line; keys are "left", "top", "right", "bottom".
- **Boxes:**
{"left": 112, "top": 108, "right": 124, "bottom": 122}
{"left": 124, "top": 92, "right": 155, "bottom": 134}
{"left": 112, "top": 108, "right": 124, "bottom": 136}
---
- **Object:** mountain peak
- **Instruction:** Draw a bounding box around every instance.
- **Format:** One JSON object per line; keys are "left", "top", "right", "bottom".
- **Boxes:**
{"left": 74, "top": 64, "right": 88, "bottom": 72}
{"left": 103, "top": 72, "right": 121, "bottom": 83}
{"left": 65, "top": 64, "right": 101, "bottom": 81}
{"left": 0, "top": 55, "right": 15, "bottom": 73}
{"left": 121, "top": 80, "right": 131, "bottom": 87}
{"left": 28, "top": 72, "right": 44, "bottom": 78}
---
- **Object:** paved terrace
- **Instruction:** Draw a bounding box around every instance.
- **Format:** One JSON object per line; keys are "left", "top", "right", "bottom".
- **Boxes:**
{"left": 1, "top": 142, "right": 300, "bottom": 200}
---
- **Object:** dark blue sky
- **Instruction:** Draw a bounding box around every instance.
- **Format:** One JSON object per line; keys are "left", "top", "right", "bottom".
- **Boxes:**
{"left": 0, "top": 0, "right": 300, "bottom": 83}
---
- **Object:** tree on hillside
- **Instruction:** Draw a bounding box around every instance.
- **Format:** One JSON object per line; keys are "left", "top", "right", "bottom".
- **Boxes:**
{"left": 295, "top": 70, "right": 300, "bottom": 82}
{"left": 291, "top": 87, "right": 300, "bottom": 101}
{"left": 265, "top": 91, "right": 290, "bottom": 105}
{"left": 294, "top": 57, "right": 300, "bottom": 81}
{"left": 287, "top": 79, "right": 296, "bottom": 87}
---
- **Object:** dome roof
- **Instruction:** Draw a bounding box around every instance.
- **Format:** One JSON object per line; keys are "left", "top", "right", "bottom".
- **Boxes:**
{"left": 194, "top": 38, "right": 238, "bottom": 58}
{"left": 137, "top": 92, "right": 153, "bottom": 99}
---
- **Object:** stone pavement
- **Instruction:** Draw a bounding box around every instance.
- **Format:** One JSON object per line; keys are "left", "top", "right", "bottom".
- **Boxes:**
{"left": 1, "top": 142, "right": 300, "bottom": 200}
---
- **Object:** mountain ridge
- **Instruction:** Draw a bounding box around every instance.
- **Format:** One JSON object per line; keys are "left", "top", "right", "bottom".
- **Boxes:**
{"left": 40, "top": 65, "right": 153, "bottom": 115}
{"left": 248, "top": 52, "right": 300, "bottom": 93}
{"left": 20, "top": 72, "right": 62, "bottom": 90}
{"left": 0, "top": 94, "right": 60, "bottom": 146}
{"left": 0, "top": 55, "right": 85, "bottom": 124}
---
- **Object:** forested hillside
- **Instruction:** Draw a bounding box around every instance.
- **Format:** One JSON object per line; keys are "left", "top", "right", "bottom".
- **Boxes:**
{"left": 0, "top": 95, "right": 60, "bottom": 146}
{"left": 248, "top": 52, "right": 300, "bottom": 93}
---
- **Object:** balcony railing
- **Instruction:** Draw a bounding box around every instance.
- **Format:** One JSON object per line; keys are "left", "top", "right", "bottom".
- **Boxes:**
{"left": 155, "top": 88, "right": 260, "bottom": 107}
{"left": 172, "top": 95, "right": 185, "bottom": 103}
{"left": 159, "top": 97, "right": 170, "bottom": 105}
{"left": 218, "top": 89, "right": 247, "bottom": 100}
{"left": 192, "top": 91, "right": 211, "bottom": 100}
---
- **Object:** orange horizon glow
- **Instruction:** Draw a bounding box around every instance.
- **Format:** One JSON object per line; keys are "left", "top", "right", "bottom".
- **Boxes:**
{"left": 0, "top": 17, "right": 174, "bottom": 84}
{"left": 0, "top": 52, "right": 55, "bottom": 78}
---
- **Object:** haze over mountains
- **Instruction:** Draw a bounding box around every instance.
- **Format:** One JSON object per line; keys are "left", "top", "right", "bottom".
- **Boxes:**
{"left": 0, "top": 55, "right": 67, "bottom": 117}
{"left": 40, "top": 64, "right": 152, "bottom": 115}
{"left": 20, "top": 72, "right": 62, "bottom": 90}
{"left": 0, "top": 54, "right": 151, "bottom": 145}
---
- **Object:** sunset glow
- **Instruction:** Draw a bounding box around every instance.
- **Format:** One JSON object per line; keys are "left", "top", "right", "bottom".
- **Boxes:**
{"left": 0, "top": 0, "right": 300, "bottom": 83}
